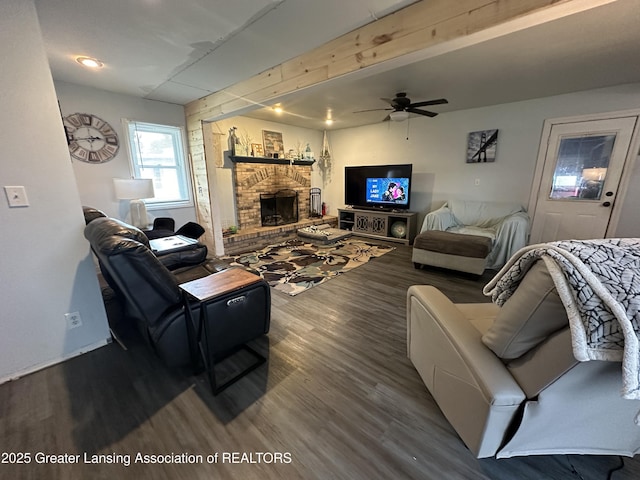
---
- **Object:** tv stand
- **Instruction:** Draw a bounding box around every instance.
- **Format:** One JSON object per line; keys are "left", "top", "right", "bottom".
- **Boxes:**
{"left": 338, "top": 208, "right": 417, "bottom": 245}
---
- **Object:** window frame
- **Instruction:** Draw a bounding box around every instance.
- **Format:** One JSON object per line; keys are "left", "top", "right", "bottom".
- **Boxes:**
{"left": 122, "top": 119, "right": 193, "bottom": 210}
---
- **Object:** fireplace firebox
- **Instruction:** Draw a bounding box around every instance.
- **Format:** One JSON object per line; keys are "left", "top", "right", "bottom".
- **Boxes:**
{"left": 260, "top": 189, "right": 299, "bottom": 226}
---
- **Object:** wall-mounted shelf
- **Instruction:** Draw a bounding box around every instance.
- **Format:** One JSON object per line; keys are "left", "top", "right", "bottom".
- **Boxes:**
{"left": 231, "top": 155, "right": 315, "bottom": 166}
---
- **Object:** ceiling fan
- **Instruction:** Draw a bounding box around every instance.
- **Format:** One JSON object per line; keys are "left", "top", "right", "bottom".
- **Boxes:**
{"left": 354, "top": 92, "right": 448, "bottom": 121}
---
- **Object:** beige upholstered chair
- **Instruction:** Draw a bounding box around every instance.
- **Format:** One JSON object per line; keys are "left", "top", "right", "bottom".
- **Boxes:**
{"left": 407, "top": 260, "right": 640, "bottom": 458}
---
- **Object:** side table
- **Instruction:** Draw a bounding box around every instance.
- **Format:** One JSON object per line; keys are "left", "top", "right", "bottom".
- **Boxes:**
{"left": 179, "top": 267, "right": 270, "bottom": 394}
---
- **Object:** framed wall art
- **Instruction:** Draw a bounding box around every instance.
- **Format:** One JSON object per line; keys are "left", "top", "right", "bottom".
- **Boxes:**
{"left": 467, "top": 129, "right": 499, "bottom": 163}
{"left": 251, "top": 143, "right": 264, "bottom": 157}
{"left": 262, "top": 130, "right": 284, "bottom": 157}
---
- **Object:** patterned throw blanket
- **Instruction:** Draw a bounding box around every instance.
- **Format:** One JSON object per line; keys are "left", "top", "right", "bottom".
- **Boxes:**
{"left": 483, "top": 238, "right": 640, "bottom": 400}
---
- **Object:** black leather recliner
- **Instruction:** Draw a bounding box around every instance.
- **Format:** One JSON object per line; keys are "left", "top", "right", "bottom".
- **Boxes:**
{"left": 175, "top": 221, "right": 205, "bottom": 239}
{"left": 144, "top": 217, "right": 176, "bottom": 239}
{"left": 82, "top": 206, "right": 208, "bottom": 271}
{"left": 84, "top": 216, "right": 270, "bottom": 368}
{"left": 143, "top": 217, "right": 206, "bottom": 240}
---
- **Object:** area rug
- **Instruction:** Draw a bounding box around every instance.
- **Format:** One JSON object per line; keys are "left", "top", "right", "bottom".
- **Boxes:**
{"left": 222, "top": 238, "right": 395, "bottom": 296}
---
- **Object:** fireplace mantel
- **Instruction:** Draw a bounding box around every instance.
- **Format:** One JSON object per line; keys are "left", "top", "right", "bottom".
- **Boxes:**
{"left": 231, "top": 155, "right": 315, "bottom": 166}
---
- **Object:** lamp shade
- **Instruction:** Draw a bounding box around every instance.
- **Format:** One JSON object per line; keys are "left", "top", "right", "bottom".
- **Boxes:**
{"left": 389, "top": 110, "right": 409, "bottom": 122}
{"left": 113, "top": 178, "right": 155, "bottom": 200}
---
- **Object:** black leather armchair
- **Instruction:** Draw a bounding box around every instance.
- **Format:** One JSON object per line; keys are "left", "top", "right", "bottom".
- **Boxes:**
{"left": 84, "top": 216, "right": 270, "bottom": 368}
{"left": 82, "top": 205, "right": 108, "bottom": 224}
{"left": 145, "top": 217, "right": 176, "bottom": 239}
{"left": 145, "top": 218, "right": 206, "bottom": 240}
{"left": 83, "top": 207, "right": 207, "bottom": 271}
{"left": 175, "top": 221, "right": 205, "bottom": 239}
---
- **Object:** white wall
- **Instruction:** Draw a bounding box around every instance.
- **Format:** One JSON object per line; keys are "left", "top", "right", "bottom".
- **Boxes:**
{"left": 54, "top": 81, "right": 196, "bottom": 228}
{"left": 209, "top": 116, "right": 324, "bottom": 228}
{"left": 0, "top": 0, "right": 110, "bottom": 382}
{"left": 616, "top": 152, "right": 640, "bottom": 238}
{"left": 326, "top": 82, "right": 640, "bottom": 234}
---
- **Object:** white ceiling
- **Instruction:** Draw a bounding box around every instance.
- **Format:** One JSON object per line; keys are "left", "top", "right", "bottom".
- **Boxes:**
{"left": 35, "top": 0, "right": 417, "bottom": 104}
{"left": 36, "top": 0, "right": 640, "bottom": 130}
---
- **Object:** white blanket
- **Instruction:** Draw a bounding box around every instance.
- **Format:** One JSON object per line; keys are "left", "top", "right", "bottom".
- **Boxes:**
{"left": 483, "top": 238, "right": 640, "bottom": 400}
{"left": 422, "top": 200, "right": 529, "bottom": 269}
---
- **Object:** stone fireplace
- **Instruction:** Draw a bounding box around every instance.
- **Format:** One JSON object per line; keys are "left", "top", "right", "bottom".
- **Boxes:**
{"left": 222, "top": 158, "right": 336, "bottom": 255}
{"left": 233, "top": 161, "right": 311, "bottom": 230}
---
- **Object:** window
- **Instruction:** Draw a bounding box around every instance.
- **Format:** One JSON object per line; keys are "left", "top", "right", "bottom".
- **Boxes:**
{"left": 124, "top": 119, "right": 192, "bottom": 208}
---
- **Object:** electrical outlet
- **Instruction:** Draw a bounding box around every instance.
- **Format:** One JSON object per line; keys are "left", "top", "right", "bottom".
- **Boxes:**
{"left": 474, "top": 178, "right": 480, "bottom": 186}
{"left": 65, "top": 312, "right": 83, "bottom": 329}
{"left": 4, "top": 186, "right": 30, "bottom": 207}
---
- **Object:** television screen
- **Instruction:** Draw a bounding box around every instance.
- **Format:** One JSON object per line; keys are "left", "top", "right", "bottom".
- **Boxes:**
{"left": 365, "top": 177, "right": 409, "bottom": 205}
{"left": 345, "top": 164, "right": 412, "bottom": 210}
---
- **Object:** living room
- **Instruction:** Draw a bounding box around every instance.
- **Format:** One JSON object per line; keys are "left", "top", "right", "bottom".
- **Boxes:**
{"left": 3, "top": 0, "right": 640, "bottom": 478}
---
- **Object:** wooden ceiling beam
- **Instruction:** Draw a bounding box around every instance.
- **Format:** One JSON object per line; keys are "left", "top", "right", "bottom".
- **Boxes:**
{"left": 185, "top": 0, "right": 592, "bottom": 124}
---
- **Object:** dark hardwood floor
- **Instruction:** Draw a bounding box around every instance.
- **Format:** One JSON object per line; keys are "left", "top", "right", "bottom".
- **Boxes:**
{"left": 2, "top": 242, "right": 639, "bottom": 479}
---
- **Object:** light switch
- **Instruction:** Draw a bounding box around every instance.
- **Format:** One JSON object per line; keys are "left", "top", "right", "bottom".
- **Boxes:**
{"left": 4, "top": 186, "right": 30, "bottom": 207}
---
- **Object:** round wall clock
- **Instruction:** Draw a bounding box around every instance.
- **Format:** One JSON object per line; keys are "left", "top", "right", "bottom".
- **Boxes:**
{"left": 63, "top": 113, "right": 120, "bottom": 163}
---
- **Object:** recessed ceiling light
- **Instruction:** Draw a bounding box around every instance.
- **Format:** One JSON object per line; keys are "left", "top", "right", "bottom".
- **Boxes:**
{"left": 273, "top": 105, "right": 283, "bottom": 114}
{"left": 325, "top": 108, "right": 333, "bottom": 125}
{"left": 76, "top": 56, "right": 103, "bottom": 68}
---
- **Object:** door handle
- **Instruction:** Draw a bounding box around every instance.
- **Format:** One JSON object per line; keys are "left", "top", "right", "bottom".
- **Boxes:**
{"left": 602, "top": 201, "right": 612, "bottom": 207}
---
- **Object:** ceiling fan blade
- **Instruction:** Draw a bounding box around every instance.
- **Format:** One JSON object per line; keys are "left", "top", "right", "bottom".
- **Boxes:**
{"left": 382, "top": 114, "right": 391, "bottom": 122}
{"left": 353, "top": 107, "right": 393, "bottom": 114}
{"left": 407, "top": 108, "right": 438, "bottom": 117}
{"left": 408, "top": 98, "right": 448, "bottom": 108}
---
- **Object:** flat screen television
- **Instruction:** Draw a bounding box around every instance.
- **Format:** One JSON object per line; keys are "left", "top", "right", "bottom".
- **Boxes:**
{"left": 345, "top": 164, "right": 412, "bottom": 210}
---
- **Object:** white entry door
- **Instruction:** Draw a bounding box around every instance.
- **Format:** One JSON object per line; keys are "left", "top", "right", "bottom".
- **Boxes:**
{"left": 529, "top": 116, "right": 637, "bottom": 244}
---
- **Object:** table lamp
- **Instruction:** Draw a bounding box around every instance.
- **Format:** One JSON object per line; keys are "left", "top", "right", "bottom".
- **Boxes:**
{"left": 113, "top": 178, "right": 155, "bottom": 228}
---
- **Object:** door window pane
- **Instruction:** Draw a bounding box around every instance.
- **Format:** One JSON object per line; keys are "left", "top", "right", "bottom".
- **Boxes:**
{"left": 549, "top": 134, "right": 615, "bottom": 200}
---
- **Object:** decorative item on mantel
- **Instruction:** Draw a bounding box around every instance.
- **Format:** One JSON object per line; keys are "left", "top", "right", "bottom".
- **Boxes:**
{"left": 262, "top": 130, "right": 284, "bottom": 158}
{"left": 251, "top": 143, "right": 264, "bottom": 157}
{"left": 238, "top": 129, "right": 252, "bottom": 156}
{"left": 304, "top": 143, "right": 313, "bottom": 159}
{"left": 228, "top": 127, "right": 241, "bottom": 156}
{"left": 294, "top": 140, "right": 304, "bottom": 160}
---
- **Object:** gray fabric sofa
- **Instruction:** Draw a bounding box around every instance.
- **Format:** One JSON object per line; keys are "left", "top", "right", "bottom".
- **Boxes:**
{"left": 407, "top": 260, "right": 640, "bottom": 458}
{"left": 412, "top": 200, "right": 529, "bottom": 274}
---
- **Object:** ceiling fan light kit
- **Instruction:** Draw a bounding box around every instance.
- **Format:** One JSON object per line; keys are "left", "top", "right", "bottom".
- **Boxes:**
{"left": 389, "top": 110, "right": 409, "bottom": 122}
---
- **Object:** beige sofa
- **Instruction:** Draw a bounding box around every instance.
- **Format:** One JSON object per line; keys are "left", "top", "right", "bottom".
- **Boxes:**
{"left": 407, "top": 260, "right": 640, "bottom": 458}
{"left": 412, "top": 200, "right": 529, "bottom": 274}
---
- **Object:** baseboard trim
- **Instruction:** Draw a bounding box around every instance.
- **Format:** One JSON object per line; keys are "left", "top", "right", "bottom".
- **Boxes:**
{"left": 0, "top": 337, "right": 111, "bottom": 385}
